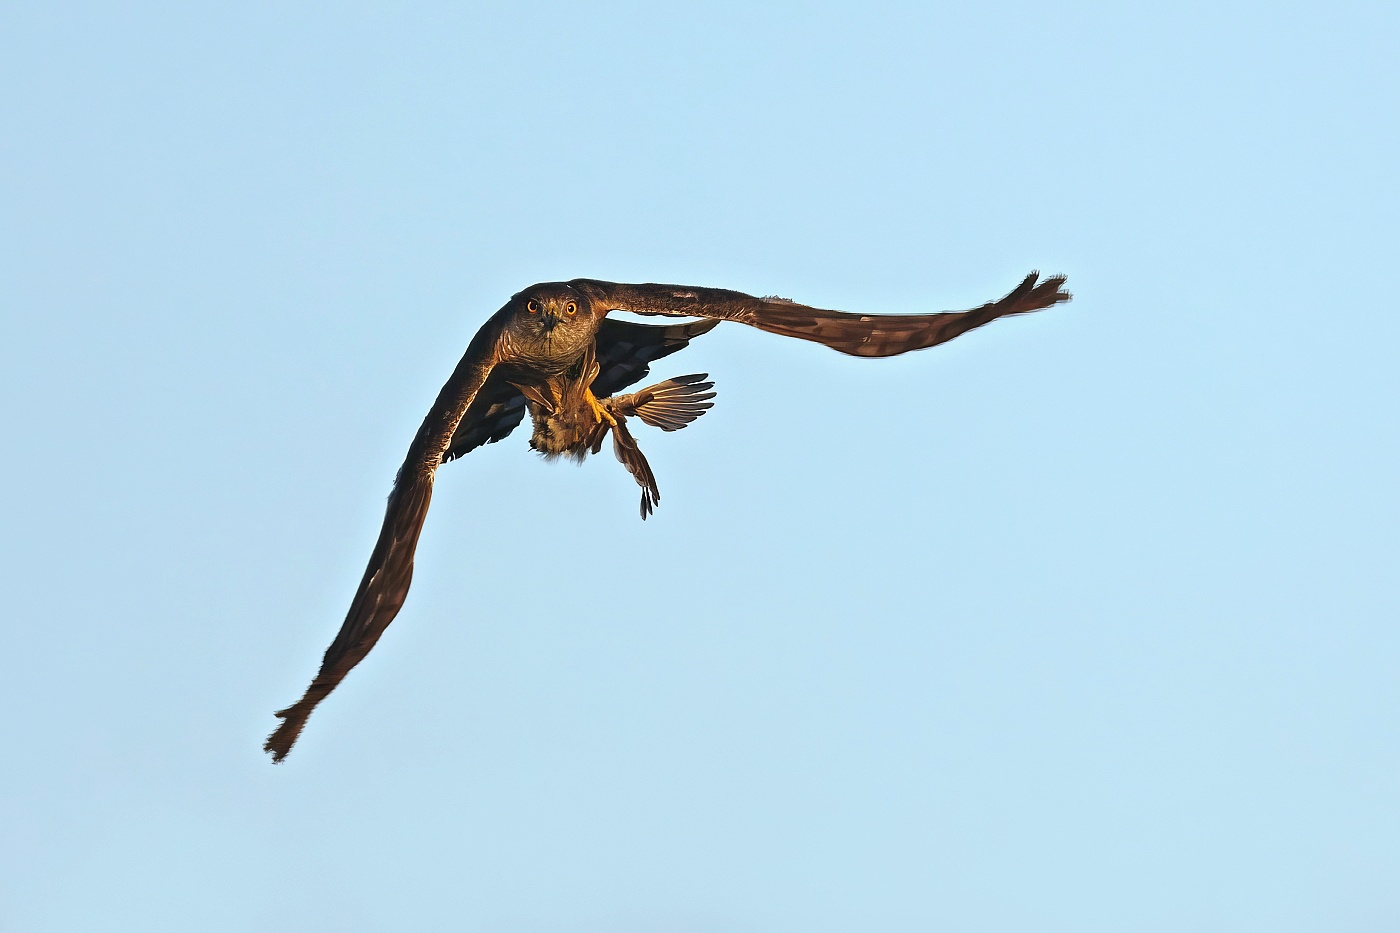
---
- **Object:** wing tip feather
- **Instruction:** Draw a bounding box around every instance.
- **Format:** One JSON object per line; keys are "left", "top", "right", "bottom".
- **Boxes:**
{"left": 264, "top": 705, "right": 308, "bottom": 764}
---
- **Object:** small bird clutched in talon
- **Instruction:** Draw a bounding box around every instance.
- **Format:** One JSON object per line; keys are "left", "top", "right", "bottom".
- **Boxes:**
{"left": 264, "top": 272, "right": 1071, "bottom": 762}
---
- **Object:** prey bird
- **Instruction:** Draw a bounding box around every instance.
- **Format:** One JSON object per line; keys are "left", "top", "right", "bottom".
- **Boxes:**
{"left": 265, "top": 272, "right": 1071, "bottom": 761}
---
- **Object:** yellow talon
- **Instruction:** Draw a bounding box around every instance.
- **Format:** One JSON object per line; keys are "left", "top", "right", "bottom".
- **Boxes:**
{"left": 586, "top": 389, "right": 617, "bottom": 427}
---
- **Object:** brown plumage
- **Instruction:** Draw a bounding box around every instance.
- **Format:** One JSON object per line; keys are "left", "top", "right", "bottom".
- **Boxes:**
{"left": 264, "top": 272, "right": 1071, "bottom": 762}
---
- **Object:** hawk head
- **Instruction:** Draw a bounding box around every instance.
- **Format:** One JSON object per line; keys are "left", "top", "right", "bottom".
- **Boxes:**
{"left": 502, "top": 283, "right": 597, "bottom": 360}
{"left": 513, "top": 284, "right": 592, "bottom": 331}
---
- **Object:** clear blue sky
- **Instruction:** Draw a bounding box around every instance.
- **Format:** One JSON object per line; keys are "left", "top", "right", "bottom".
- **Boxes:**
{"left": 3, "top": 1, "right": 1397, "bottom": 930}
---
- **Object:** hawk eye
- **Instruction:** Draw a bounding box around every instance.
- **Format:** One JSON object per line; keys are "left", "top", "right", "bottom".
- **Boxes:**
{"left": 526, "top": 299, "right": 540, "bottom": 313}
{"left": 566, "top": 302, "right": 577, "bottom": 315}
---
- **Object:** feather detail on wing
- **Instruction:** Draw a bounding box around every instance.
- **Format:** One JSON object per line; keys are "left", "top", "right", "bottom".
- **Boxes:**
{"left": 264, "top": 317, "right": 505, "bottom": 763}
{"left": 611, "top": 373, "right": 716, "bottom": 432}
{"left": 570, "top": 272, "right": 1070, "bottom": 358}
{"left": 442, "top": 372, "right": 527, "bottom": 462}
{"left": 591, "top": 318, "right": 719, "bottom": 398}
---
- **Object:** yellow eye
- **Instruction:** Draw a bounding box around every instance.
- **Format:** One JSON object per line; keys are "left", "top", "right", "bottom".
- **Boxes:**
{"left": 566, "top": 302, "right": 577, "bottom": 315}
{"left": 526, "top": 299, "right": 540, "bottom": 313}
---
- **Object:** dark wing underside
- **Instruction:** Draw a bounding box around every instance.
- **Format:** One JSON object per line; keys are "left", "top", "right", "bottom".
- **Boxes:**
{"left": 265, "top": 317, "right": 504, "bottom": 762}
{"left": 569, "top": 272, "right": 1070, "bottom": 358}
{"left": 442, "top": 371, "right": 527, "bottom": 462}
{"left": 591, "top": 317, "right": 720, "bottom": 398}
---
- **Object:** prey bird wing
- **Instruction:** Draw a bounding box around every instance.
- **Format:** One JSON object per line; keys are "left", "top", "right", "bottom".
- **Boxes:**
{"left": 264, "top": 315, "right": 506, "bottom": 762}
{"left": 608, "top": 415, "right": 660, "bottom": 520}
{"left": 569, "top": 271, "right": 1070, "bottom": 358}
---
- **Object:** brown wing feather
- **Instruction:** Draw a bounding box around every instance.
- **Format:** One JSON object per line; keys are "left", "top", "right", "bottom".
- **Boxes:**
{"left": 570, "top": 272, "right": 1070, "bottom": 358}
{"left": 264, "top": 315, "right": 505, "bottom": 762}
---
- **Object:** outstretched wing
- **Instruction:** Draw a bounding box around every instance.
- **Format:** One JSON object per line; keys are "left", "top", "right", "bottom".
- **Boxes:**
{"left": 591, "top": 318, "right": 719, "bottom": 398}
{"left": 569, "top": 272, "right": 1070, "bottom": 358}
{"left": 265, "top": 315, "right": 506, "bottom": 763}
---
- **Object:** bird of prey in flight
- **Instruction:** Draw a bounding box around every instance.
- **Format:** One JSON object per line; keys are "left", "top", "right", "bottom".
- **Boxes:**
{"left": 264, "top": 272, "right": 1071, "bottom": 761}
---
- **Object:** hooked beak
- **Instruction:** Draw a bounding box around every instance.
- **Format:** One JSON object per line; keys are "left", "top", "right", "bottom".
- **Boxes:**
{"left": 541, "top": 309, "right": 562, "bottom": 332}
